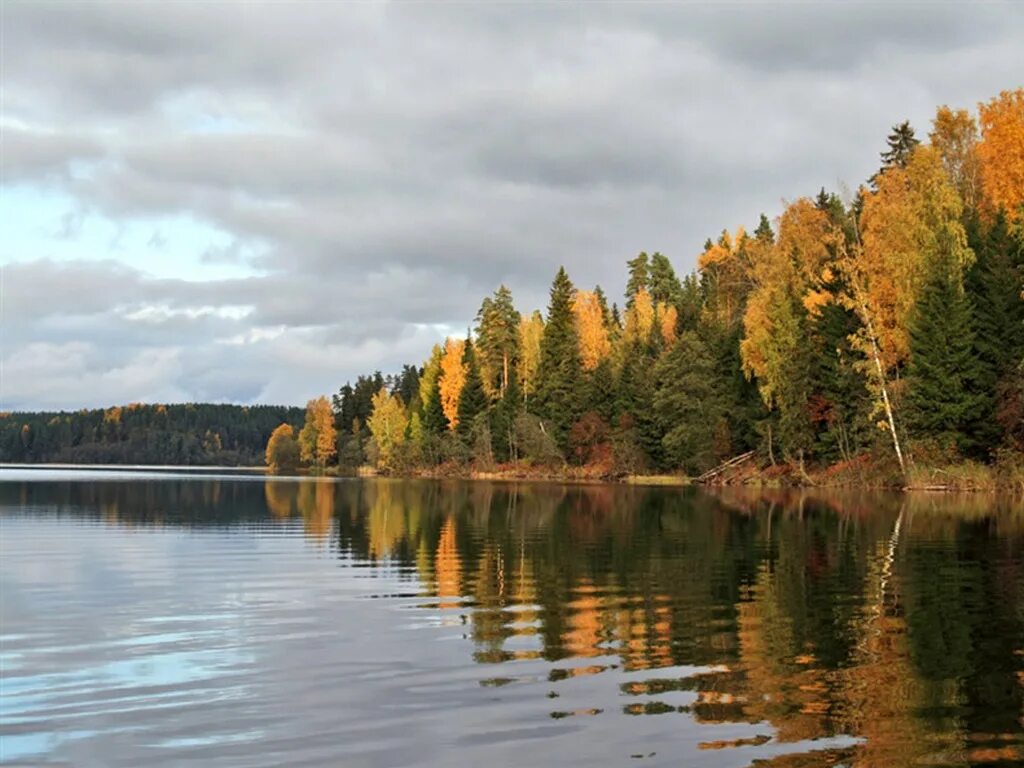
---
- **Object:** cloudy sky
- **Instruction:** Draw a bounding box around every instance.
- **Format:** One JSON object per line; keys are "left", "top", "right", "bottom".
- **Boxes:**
{"left": 2, "top": 1, "right": 1021, "bottom": 411}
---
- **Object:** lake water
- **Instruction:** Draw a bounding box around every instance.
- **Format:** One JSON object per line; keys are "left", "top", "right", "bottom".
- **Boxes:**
{"left": 1, "top": 471, "right": 1022, "bottom": 767}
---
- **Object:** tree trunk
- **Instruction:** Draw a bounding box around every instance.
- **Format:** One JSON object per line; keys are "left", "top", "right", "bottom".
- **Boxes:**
{"left": 862, "top": 304, "right": 906, "bottom": 476}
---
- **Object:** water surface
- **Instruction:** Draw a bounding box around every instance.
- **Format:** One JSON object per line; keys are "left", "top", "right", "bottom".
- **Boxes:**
{"left": 1, "top": 472, "right": 1022, "bottom": 766}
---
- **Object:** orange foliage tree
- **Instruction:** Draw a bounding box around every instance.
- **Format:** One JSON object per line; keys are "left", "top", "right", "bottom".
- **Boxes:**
{"left": 572, "top": 290, "right": 611, "bottom": 370}
{"left": 977, "top": 88, "right": 1024, "bottom": 221}
{"left": 438, "top": 337, "right": 467, "bottom": 429}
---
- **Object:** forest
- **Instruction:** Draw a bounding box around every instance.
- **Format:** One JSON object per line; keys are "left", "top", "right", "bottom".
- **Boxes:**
{"left": 268, "top": 88, "right": 1024, "bottom": 487}
{"left": 1, "top": 403, "right": 304, "bottom": 466}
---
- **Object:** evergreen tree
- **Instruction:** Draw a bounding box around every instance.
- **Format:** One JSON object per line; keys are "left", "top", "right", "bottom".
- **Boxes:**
{"left": 584, "top": 357, "right": 616, "bottom": 424}
{"left": 456, "top": 338, "right": 488, "bottom": 440}
{"left": 649, "top": 252, "right": 682, "bottom": 305}
{"left": 334, "top": 372, "right": 385, "bottom": 432}
{"left": 754, "top": 213, "right": 774, "bottom": 243}
{"left": 967, "top": 212, "right": 1024, "bottom": 448}
{"left": 905, "top": 249, "right": 985, "bottom": 454}
{"left": 490, "top": 373, "right": 521, "bottom": 462}
{"left": 625, "top": 252, "right": 650, "bottom": 307}
{"left": 880, "top": 120, "right": 920, "bottom": 170}
{"left": 614, "top": 340, "right": 661, "bottom": 467}
{"left": 703, "top": 319, "right": 762, "bottom": 457}
{"left": 653, "top": 331, "right": 728, "bottom": 474}
{"left": 593, "top": 285, "right": 613, "bottom": 329}
{"left": 676, "top": 272, "right": 702, "bottom": 334}
{"left": 475, "top": 285, "right": 521, "bottom": 399}
{"left": 811, "top": 296, "right": 872, "bottom": 463}
{"left": 394, "top": 364, "right": 421, "bottom": 412}
{"left": 534, "top": 267, "right": 582, "bottom": 450}
{"left": 422, "top": 376, "right": 449, "bottom": 435}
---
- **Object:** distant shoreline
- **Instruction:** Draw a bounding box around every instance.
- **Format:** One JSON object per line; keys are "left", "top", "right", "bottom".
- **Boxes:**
{"left": 0, "top": 463, "right": 267, "bottom": 474}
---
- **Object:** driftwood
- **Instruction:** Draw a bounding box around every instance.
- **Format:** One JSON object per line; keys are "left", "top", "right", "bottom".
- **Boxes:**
{"left": 695, "top": 451, "right": 755, "bottom": 484}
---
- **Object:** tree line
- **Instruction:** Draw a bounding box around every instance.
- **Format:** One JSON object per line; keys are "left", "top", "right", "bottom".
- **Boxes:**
{"left": 2, "top": 403, "right": 304, "bottom": 466}
{"left": 266, "top": 89, "right": 1023, "bottom": 480}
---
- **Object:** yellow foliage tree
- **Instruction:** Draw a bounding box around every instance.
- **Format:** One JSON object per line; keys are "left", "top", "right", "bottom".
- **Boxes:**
{"left": 366, "top": 387, "right": 407, "bottom": 470}
{"left": 930, "top": 105, "right": 981, "bottom": 210}
{"left": 572, "top": 290, "right": 611, "bottom": 370}
{"left": 298, "top": 396, "right": 337, "bottom": 468}
{"left": 859, "top": 145, "right": 973, "bottom": 372}
{"left": 518, "top": 311, "right": 544, "bottom": 403}
{"left": 977, "top": 88, "right": 1024, "bottom": 221}
{"left": 624, "top": 287, "right": 655, "bottom": 343}
{"left": 419, "top": 344, "right": 443, "bottom": 411}
{"left": 264, "top": 423, "right": 300, "bottom": 473}
{"left": 698, "top": 227, "right": 749, "bottom": 328}
{"left": 659, "top": 303, "right": 678, "bottom": 346}
{"left": 438, "top": 337, "right": 466, "bottom": 429}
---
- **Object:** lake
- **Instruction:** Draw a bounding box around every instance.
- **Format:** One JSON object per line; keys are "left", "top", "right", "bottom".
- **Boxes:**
{"left": 1, "top": 471, "right": 1022, "bottom": 767}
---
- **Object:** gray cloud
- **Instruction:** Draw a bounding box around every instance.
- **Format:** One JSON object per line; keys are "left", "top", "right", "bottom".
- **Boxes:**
{"left": 2, "top": 1, "right": 1022, "bottom": 410}
{"left": 1, "top": 127, "right": 104, "bottom": 184}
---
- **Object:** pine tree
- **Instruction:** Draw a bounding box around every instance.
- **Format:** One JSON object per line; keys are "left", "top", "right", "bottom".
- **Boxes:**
{"left": 649, "top": 252, "right": 682, "bottom": 305}
{"left": 534, "top": 267, "right": 582, "bottom": 450}
{"left": 754, "top": 213, "right": 774, "bottom": 243}
{"left": 905, "top": 249, "right": 985, "bottom": 454}
{"left": 475, "top": 285, "right": 521, "bottom": 399}
{"left": 456, "top": 338, "right": 488, "bottom": 441}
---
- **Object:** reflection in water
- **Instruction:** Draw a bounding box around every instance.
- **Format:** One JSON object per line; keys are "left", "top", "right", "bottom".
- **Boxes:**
{"left": 1, "top": 476, "right": 1023, "bottom": 767}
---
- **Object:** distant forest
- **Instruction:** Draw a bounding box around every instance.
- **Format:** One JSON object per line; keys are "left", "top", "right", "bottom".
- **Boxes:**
{"left": 268, "top": 88, "right": 1024, "bottom": 485}
{"left": 1, "top": 404, "right": 304, "bottom": 466}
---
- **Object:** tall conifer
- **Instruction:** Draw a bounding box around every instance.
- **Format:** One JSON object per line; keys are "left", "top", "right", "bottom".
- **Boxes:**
{"left": 534, "top": 267, "right": 582, "bottom": 449}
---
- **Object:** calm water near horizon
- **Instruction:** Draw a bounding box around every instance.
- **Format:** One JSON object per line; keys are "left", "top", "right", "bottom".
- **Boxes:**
{"left": 1, "top": 471, "right": 1022, "bottom": 767}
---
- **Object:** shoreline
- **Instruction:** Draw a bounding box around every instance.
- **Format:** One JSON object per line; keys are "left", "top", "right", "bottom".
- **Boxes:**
{"left": 2, "top": 461, "right": 1021, "bottom": 494}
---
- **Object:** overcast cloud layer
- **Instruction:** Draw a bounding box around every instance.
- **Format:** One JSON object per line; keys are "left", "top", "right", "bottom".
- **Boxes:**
{"left": 2, "top": 1, "right": 1022, "bottom": 410}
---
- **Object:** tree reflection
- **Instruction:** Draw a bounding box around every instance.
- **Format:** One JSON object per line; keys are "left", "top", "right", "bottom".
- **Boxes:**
{"left": 329, "top": 482, "right": 1024, "bottom": 766}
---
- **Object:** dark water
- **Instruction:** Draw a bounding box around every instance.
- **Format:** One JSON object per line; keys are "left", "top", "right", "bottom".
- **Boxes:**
{"left": 1, "top": 472, "right": 1023, "bottom": 767}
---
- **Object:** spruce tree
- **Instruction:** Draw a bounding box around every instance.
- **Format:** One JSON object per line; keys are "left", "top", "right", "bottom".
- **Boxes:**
{"left": 490, "top": 373, "right": 521, "bottom": 462}
{"left": 534, "top": 267, "right": 582, "bottom": 451}
{"left": 880, "top": 120, "right": 920, "bottom": 170}
{"left": 967, "top": 212, "right": 1024, "bottom": 449}
{"left": 754, "top": 213, "right": 774, "bottom": 244}
{"left": 614, "top": 340, "right": 661, "bottom": 467}
{"left": 653, "top": 331, "right": 728, "bottom": 474}
{"left": 677, "top": 272, "right": 702, "bottom": 334}
{"left": 456, "top": 338, "right": 488, "bottom": 441}
{"left": 422, "top": 377, "right": 449, "bottom": 435}
{"left": 905, "top": 249, "right": 984, "bottom": 454}
{"left": 584, "top": 357, "right": 616, "bottom": 424}
{"left": 625, "top": 252, "right": 650, "bottom": 307}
